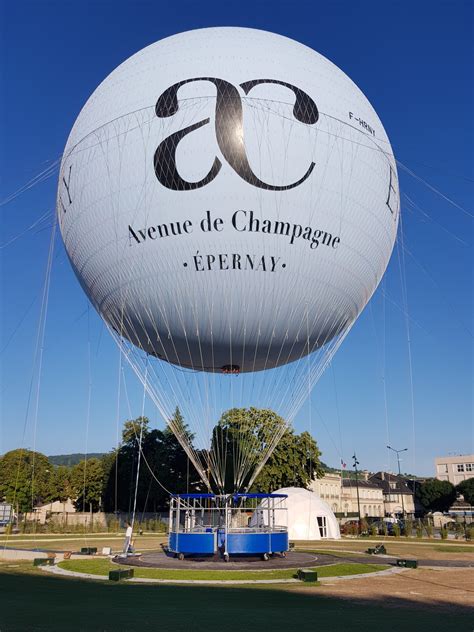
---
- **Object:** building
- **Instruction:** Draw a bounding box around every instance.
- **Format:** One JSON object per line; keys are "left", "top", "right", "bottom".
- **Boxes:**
{"left": 310, "top": 472, "right": 385, "bottom": 518}
{"left": 312, "top": 470, "right": 417, "bottom": 518}
{"left": 310, "top": 473, "right": 341, "bottom": 514}
{"left": 0, "top": 503, "right": 13, "bottom": 527}
{"left": 26, "top": 498, "right": 77, "bottom": 524}
{"left": 341, "top": 478, "right": 385, "bottom": 518}
{"left": 369, "top": 472, "right": 415, "bottom": 517}
{"left": 435, "top": 455, "right": 474, "bottom": 485}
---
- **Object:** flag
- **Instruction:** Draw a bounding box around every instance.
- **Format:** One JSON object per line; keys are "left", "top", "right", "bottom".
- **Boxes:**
{"left": 341, "top": 459, "right": 346, "bottom": 469}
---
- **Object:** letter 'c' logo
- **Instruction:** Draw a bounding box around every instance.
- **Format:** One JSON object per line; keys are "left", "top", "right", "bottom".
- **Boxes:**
{"left": 154, "top": 78, "right": 319, "bottom": 191}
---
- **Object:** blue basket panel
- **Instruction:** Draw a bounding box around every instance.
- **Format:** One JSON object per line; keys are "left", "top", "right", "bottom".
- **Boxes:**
{"left": 169, "top": 532, "right": 215, "bottom": 554}
{"left": 271, "top": 531, "right": 289, "bottom": 552}
{"left": 227, "top": 531, "right": 288, "bottom": 554}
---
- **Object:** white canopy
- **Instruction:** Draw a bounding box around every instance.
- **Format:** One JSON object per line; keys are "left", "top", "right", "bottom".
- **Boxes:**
{"left": 251, "top": 486, "right": 341, "bottom": 540}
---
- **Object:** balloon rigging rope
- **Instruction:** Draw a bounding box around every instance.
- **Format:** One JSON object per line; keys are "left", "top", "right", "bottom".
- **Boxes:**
{"left": 368, "top": 283, "right": 392, "bottom": 472}
{"left": 13, "top": 217, "right": 57, "bottom": 553}
{"left": 78, "top": 303, "right": 93, "bottom": 548}
{"left": 396, "top": 159, "right": 473, "bottom": 219}
{"left": 114, "top": 343, "right": 123, "bottom": 514}
{"left": 0, "top": 208, "right": 53, "bottom": 250}
{"left": 116, "top": 332, "right": 212, "bottom": 490}
{"left": 0, "top": 160, "right": 61, "bottom": 207}
{"left": 130, "top": 358, "right": 147, "bottom": 533}
{"left": 120, "top": 362, "right": 173, "bottom": 496}
{"left": 396, "top": 214, "right": 417, "bottom": 475}
{"left": 403, "top": 192, "right": 467, "bottom": 245}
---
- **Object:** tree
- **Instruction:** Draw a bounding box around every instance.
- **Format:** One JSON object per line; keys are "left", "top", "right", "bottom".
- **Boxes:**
{"left": 121, "top": 416, "right": 150, "bottom": 445}
{"left": 162, "top": 408, "right": 197, "bottom": 493}
{"left": 253, "top": 430, "right": 324, "bottom": 492}
{"left": 209, "top": 408, "right": 323, "bottom": 493}
{"left": 416, "top": 478, "right": 456, "bottom": 512}
{"left": 456, "top": 478, "right": 474, "bottom": 505}
{"left": 210, "top": 407, "right": 287, "bottom": 492}
{"left": 0, "top": 449, "right": 53, "bottom": 513}
{"left": 52, "top": 466, "right": 74, "bottom": 517}
{"left": 101, "top": 413, "right": 200, "bottom": 513}
{"left": 71, "top": 458, "right": 105, "bottom": 512}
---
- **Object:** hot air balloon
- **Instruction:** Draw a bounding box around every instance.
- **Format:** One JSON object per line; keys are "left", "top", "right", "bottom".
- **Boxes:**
{"left": 57, "top": 26, "right": 399, "bottom": 498}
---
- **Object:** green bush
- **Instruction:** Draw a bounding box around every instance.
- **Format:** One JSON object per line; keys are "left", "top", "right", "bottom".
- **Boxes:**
{"left": 440, "top": 527, "right": 448, "bottom": 540}
{"left": 379, "top": 522, "right": 388, "bottom": 537}
{"left": 403, "top": 518, "right": 413, "bottom": 537}
{"left": 107, "top": 518, "right": 120, "bottom": 533}
{"left": 359, "top": 518, "right": 369, "bottom": 535}
{"left": 424, "top": 522, "right": 433, "bottom": 538}
{"left": 454, "top": 523, "right": 464, "bottom": 539}
{"left": 392, "top": 523, "right": 400, "bottom": 537}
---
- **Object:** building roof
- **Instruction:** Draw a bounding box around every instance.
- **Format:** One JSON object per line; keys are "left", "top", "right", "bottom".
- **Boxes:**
{"left": 341, "top": 479, "right": 380, "bottom": 490}
{"left": 369, "top": 472, "right": 414, "bottom": 495}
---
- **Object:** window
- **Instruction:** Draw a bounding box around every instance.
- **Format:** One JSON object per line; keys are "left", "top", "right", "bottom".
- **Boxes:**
{"left": 390, "top": 482, "right": 397, "bottom": 490}
{"left": 457, "top": 464, "right": 465, "bottom": 472}
{"left": 317, "top": 516, "right": 328, "bottom": 538}
{"left": 466, "top": 464, "right": 472, "bottom": 472}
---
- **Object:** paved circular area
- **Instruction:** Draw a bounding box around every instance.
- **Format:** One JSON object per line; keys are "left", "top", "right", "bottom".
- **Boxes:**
{"left": 113, "top": 547, "right": 474, "bottom": 570}
{"left": 113, "top": 549, "right": 328, "bottom": 570}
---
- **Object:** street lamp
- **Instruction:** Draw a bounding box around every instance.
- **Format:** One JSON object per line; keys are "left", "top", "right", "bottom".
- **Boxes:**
{"left": 387, "top": 445, "right": 408, "bottom": 518}
{"left": 352, "top": 453, "right": 361, "bottom": 531}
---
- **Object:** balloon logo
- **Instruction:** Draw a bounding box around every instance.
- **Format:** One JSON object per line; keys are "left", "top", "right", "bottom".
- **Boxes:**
{"left": 154, "top": 77, "right": 318, "bottom": 191}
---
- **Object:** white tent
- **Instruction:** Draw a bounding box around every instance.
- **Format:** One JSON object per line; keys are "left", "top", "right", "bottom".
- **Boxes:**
{"left": 250, "top": 487, "right": 341, "bottom": 540}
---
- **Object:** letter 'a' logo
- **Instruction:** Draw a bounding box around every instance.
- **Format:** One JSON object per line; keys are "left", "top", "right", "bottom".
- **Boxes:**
{"left": 154, "top": 78, "right": 319, "bottom": 191}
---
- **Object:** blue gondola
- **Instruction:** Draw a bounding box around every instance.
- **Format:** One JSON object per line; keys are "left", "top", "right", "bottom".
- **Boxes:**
{"left": 168, "top": 493, "right": 288, "bottom": 561}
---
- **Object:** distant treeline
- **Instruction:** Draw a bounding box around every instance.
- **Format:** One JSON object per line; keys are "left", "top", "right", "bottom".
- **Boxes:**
{"left": 48, "top": 453, "right": 106, "bottom": 467}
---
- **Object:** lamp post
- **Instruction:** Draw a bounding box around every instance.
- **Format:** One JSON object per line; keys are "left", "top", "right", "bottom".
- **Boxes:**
{"left": 352, "top": 453, "right": 361, "bottom": 532}
{"left": 387, "top": 446, "right": 407, "bottom": 518}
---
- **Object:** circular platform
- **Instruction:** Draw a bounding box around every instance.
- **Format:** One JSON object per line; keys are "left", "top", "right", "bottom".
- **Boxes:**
{"left": 114, "top": 549, "right": 335, "bottom": 570}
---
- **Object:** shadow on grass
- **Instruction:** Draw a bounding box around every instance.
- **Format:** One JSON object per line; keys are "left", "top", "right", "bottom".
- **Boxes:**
{"left": 0, "top": 569, "right": 472, "bottom": 632}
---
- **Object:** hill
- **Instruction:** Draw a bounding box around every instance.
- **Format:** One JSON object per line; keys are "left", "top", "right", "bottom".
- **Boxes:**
{"left": 48, "top": 453, "right": 106, "bottom": 466}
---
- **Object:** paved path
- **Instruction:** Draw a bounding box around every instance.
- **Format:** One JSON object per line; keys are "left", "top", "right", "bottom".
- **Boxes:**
{"left": 330, "top": 552, "right": 474, "bottom": 568}
{"left": 0, "top": 547, "right": 94, "bottom": 561}
{"left": 117, "top": 549, "right": 323, "bottom": 570}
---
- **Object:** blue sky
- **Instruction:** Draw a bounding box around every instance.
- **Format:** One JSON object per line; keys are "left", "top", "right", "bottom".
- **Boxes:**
{"left": 1, "top": 0, "right": 472, "bottom": 477}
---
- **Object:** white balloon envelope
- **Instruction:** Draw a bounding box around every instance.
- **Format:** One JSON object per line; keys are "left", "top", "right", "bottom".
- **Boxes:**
{"left": 57, "top": 27, "right": 399, "bottom": 490}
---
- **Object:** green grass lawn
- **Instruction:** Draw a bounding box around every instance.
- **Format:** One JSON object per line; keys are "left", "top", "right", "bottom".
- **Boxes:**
{"left": 0, "top": 564, "right": 471, "bottom": 632}
{"left": 434, "top": 545, "right": 474, "bottom": 553}
{"left": 58, "top": 558, "right": 389, "bottom": 581}
{"left": 304, "top": 548, "right": 370, "bottom": 558}
{"left": 1, "top": 533, "right": 167, "bottom": 551}
{"left": 297, "top": 539, "right": 474, "bottom": 560}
